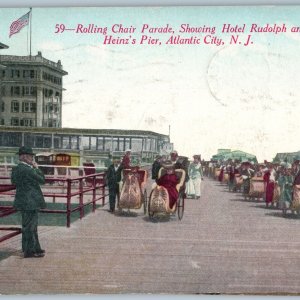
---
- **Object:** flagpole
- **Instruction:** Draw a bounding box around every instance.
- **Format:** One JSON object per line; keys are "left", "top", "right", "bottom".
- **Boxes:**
{"left": 29, "top": 7, "right": 32, "bottom": 58}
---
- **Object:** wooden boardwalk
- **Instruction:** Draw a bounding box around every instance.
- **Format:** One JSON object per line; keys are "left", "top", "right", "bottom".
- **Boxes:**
{"left": 1, "top": 178, "right": 300, "bottom": 295}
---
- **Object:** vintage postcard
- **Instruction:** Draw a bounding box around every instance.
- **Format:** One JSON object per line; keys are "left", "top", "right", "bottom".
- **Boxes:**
{"left": 0, "top": 4, "right": 300, "bottom": 296}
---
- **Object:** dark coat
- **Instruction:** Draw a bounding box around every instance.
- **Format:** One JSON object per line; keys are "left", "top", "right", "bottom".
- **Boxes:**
{"left": 11, "top": 163, "right": 46, "bottom": 211}
{"left": 151, "top": 160, "right": 161, "bottom": 180}
{"left": 293, "top": 169, "right": 300, "bottom": 185}
{"left": 106, "top": 164, "right": 122, "bottom": 188}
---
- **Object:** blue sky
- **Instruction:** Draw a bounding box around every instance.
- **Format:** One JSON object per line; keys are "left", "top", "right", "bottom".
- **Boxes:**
{"left": 0, "top": 6, "right": 300, "bottom": 161}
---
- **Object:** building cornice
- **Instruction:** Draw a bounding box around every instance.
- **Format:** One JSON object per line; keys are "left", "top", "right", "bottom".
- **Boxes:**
{"left": 0, "top": 52, "right": 67, "bottom": 75}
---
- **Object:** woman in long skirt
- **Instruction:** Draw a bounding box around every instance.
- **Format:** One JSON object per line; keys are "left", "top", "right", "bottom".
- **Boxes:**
{"left": 263, "top": 165, "right": 276, "bottom": 208}
{"left": 186, "top": 155, "right": 203, "bottom": 199}
{"left": 279, "top": 168, "right": 294, "bottom": 215}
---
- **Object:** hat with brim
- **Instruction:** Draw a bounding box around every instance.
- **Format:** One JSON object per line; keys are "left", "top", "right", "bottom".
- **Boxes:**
{"left": 17, "top": 146, "right": 34, "bottom": 156}
{"left": 162, "top": 160, "right": 175, "bottom": 169}
{"left": 170, "top": 150, "right": 178, "bottom": 157}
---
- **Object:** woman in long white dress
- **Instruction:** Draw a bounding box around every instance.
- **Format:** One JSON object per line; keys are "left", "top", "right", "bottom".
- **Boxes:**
{"left": 186, "top": 155, "right": 203, "bottom": 199}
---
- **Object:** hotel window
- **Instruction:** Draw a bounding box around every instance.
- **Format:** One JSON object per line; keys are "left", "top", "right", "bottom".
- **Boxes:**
{"left": 11, "top": 118, "right": 19, "bottom": 126}
{"left": 0, "top": 119, "right": 4, "bottom": 125}
{"left": 11, "top": 101, "right": 19, "bottom": 113}
{"left": 24, "top": 86, "right": 34, "bottom": 96}
{"left": 1, "top": 86, "right": 6, "bottom": 96}
{"left": 22, "top": 101, "right": 36, "bottom": 113}
{"left": 20, "top": 119, "right": 35, "bottom": 127}
{"left": 48, "top": 119, "right": 57, "bottom": 128}
{"left": 47, "top": 103, "right": 59, "bottom": 113}
{"left": 23, "top": 70, "right": 30, "bottom": 78}
{"left": 1, "top": 101, "right": 4, "bottom": 112}
{"left": 12, "top": 86, "right": 20, "bottom": 96}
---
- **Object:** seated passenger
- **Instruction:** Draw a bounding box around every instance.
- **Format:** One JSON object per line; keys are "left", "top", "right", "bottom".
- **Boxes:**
{"left": 156, "top": 161, "right": 180, "bottom": 209}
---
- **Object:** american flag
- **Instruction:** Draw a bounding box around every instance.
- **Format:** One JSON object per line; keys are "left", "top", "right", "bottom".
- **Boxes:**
{"left": 9, "top": 11, "right": 30, "bottom": 38}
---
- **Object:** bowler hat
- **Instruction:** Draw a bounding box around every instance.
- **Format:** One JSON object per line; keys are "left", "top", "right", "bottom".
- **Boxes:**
{"left": 17, "top": 146, "right": 34, "bottom": 155}
{"left": 162, "top": 160, "right": 175, "bottom": 169}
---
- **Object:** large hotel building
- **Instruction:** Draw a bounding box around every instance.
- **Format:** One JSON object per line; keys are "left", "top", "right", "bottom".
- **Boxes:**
{"left": 0, "top": 51, "right": 66, "bottom": 128}
{"left": 0, "top": 46, "right": 172, "bottom": 166}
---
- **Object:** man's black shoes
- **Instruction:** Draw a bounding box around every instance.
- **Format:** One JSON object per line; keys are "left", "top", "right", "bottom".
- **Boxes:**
{"left": 24, "top": 252, "right": 45, "bottom": 258}
{"left": 37, "top": 249, "right": 45, "bottom": 253}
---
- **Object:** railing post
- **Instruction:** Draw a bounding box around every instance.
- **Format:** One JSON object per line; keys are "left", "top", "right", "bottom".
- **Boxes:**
{"left": 102, "top": 173, "right": 105, "bottom": 206}
{"left": 66, "top": 179, "right": 71, "bottom": 228}
{"left": 79, "top": 178, "right": 84, "bottom": 219}
{"left": 92, "top": 175, "right": 96, "bottom": 212}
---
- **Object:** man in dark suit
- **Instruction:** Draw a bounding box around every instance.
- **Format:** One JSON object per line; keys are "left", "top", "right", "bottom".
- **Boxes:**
{"left": 11, "top": 146, "right": 46, "bottom": 258}
{"left": 293, "top": 159, "right": 300, "bottom": 185}
{"left": 151, "top": 155, "right": 162, "bottom": 181}
{"left": 106, "top": 156, "right": 122, "bottom": 213}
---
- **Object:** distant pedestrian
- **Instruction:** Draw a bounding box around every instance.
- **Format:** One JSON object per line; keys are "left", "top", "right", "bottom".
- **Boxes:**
{"left": 186, "top": 155, "right": 203, "bottom": 199}
{"left": 106, "top": 156, "right": 122, "bottom": 213}
{"left": 11, "top": 146, "right": 46, "bottom": 258}
{"left": 263, "top": 164, "right": 276, "bottom": 208}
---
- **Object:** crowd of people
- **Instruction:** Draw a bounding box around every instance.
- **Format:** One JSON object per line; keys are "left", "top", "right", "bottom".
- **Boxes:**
{"left": 204, "top": 158, "right": 300, "bottom": 214}
{"left": 12, "top": 144, "right": 300, "bottom": 260}
{"left": 106, "top": 149, "right": 205, "bottom": 214}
